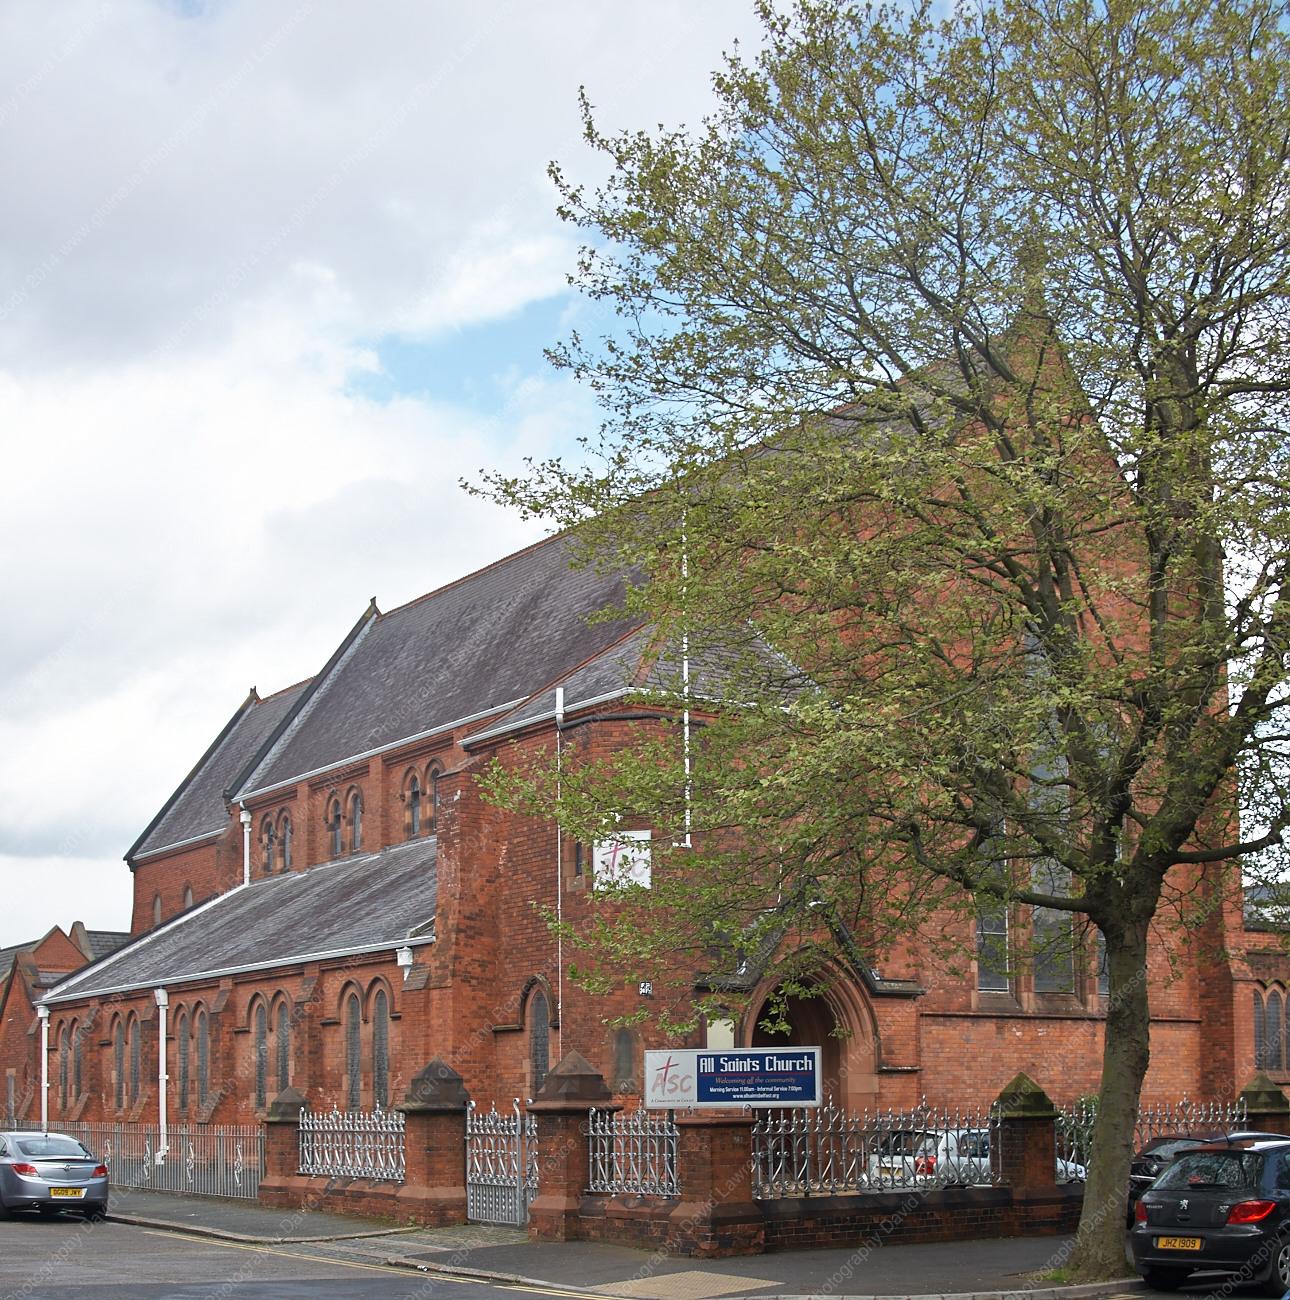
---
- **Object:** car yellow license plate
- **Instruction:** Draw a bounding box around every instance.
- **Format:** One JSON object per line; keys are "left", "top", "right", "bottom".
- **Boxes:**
{"left": 50, "top": 1188, "right": 84, "bottom": 1198}
{"left": 1155, "top": 1236, "right": 1201, "bottom": 1250}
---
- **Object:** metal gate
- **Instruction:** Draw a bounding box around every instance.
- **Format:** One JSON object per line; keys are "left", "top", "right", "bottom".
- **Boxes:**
{"left": 465, "top": 1101, "right": 538, "bottom": 1226}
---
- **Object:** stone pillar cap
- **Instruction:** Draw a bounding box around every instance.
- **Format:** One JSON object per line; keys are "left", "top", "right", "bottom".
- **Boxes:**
{"left": 528, "top": 1050, "right": 613, "bottom": 1109}
{"left": 994, "top": 1071, "right": 1057, "bottom": 1119}
{"left": 1239, "top": 1073, "right": 1290, "bottom": 1114}
{"left": 265, "top": 1086, "right": 308, "bottom": 1123}
{"left": 400, "top": 1057, "right": 471, "bottom": 1112}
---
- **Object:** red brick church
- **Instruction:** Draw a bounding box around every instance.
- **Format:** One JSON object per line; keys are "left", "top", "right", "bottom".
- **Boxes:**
{"left": 12, "top": 531, "right": 1289, "bottom": 1128}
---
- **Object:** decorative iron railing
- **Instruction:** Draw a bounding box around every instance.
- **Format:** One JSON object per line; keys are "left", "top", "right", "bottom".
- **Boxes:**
{"left": 587, "top": 1107, "right": 679, "bottom": 1197}
{"left": 751, "top": 1098, "right": 1005, "bottom": 1198}
{"left": 1055, "top": 1095, "right": 1249, "bottom": 1172}
{"left": 465, "top": 1100, "right": 539, "bottom": 1226}
{"left": 297, "top": 1105, "right": 405, "bottom": 1182}
{"left": 18, "top": 1121, "right": 265, "bottom": 1199}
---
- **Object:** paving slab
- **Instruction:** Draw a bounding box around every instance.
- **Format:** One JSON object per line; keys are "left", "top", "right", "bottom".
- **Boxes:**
{"left": 101, "top": 1191, "right": 1144, "bottom": 1300}
{"left": 381, "top": 1231, "right": 1140, "bottom": 1299}
{"left": 105, "top": 1185, "right": 417, "bottom": 1242}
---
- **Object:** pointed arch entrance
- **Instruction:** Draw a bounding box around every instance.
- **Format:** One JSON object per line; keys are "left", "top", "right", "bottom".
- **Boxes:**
{"left": 742, "top": 964, "right": 879, "bottom": 1108}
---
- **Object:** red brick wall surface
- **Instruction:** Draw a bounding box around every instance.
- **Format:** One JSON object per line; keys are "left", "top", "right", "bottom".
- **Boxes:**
{"left": 16, "top": 697, "right": 1272, "bottom": 1128}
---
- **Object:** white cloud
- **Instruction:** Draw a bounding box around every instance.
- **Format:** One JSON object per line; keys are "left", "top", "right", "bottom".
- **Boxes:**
{"left": 0, "top": 0, "right": 763, "bottom": 945}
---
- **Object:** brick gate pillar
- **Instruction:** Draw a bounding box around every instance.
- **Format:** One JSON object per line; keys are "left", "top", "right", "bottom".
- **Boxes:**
{"left": 397, "top": 1058, "right": 471, "bottom": 1225}
{"left": 527, "top": 1051, "right": 615, "bottom": 1242}
{"left": 257, "top": 1086, "right": 308, "bottom": 1209}
{"left": 666, "top": 1114, "right": 764, "bottom": 1257}
{"left": 994, "top": 1071, "right": 1059, "bottom": 1194}
{"left": 1239, "top": 1073, "right": 1290, "bottom": 1136}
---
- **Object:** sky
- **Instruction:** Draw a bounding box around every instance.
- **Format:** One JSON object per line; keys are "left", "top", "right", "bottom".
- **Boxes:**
{"left": 0, "top": 0, "right": 762, "bottom": 946}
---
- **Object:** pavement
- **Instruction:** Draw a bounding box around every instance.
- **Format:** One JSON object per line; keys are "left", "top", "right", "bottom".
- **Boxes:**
{"left": 100, "top": 1187, "right": 1144, "bottom": 1300}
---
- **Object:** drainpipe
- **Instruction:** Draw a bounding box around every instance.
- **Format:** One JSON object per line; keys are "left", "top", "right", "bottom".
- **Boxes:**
{"left": 681, "top": 517, "right": 692, "bottom": 848}
{"left": 36, "top": 1005, "right": 49, "bottom": 1133}
{"left": 240, "top": 805, "right": 252, "bottom": 886}
{"left": 554, "top": 686, "right": 564, "bottom": 1057}
{"left": 154, "top": 988, "right": 169, "bottom": 1162}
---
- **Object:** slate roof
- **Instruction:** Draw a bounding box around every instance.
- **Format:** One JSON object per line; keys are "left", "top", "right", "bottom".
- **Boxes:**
{"left": 83, "top": 931, "right": 131, "bottom": 962}
{"left": 44, "top": 838, "right": 438, "bottom": 1003}
{"left": 131, "top": 682, "right": 310, "bottom": 860}
{"left": 466, "top": 622, "right": 805, "bottom": 745}
{"left": 0, "top": 942, "right": 33, "bottom": 981}
{"left": 238, "top": 535, "right": 640, "bottom": 795}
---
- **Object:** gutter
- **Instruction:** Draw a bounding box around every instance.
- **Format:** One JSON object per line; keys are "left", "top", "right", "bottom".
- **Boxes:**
{"left": 131, "top": 828, "right": 223, "bottom": 865}
{"left": 464, "top": 690, "right": 629, "bottom": 747}
{"left": 41, "top": 935, "right": 436, "bottom": 1006}
{"left": 236, "top": 698, "right": 527, "bottom": 802}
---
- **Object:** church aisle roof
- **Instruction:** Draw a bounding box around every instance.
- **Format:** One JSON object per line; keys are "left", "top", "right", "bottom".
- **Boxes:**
{"left": 45, "top": 837, "right": 438, "bottom": 1003}
{"left": 237, "top": 534, "right": 640, "bottom": 796}
{"left": 130, "top": 681, "right": 310, "bottom": 860}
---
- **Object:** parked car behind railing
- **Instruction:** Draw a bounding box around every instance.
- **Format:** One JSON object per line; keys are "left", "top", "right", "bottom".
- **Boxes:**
{"left": 866, "top": 1127, "right": 1084, "bottom": 1188}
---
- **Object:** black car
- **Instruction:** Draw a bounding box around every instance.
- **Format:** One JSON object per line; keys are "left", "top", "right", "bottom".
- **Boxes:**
{"left": 1127, "top": 1131, "right": 1287, "bottom": 1223}
{"left": 1131, "top": 1137, "right": 1290, "bottom": 1292}
{"left": 1128, "top": 1132, "right": 1223, "bottom": 1222}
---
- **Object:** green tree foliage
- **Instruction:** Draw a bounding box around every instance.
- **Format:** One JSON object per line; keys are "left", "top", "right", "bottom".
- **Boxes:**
{"left": 481, "top": 0, "right": 1290, "bottom": 1276}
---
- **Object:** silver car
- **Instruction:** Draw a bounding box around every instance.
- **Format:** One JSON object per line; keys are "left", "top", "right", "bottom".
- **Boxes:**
{"left": 0, "top": 1131, "right": 108, "bottom": 1219}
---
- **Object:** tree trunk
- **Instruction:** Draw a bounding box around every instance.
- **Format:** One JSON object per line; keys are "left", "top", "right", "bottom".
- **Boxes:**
{"left": 1068, "top": 917, "right": 1151, "bottom": 1280}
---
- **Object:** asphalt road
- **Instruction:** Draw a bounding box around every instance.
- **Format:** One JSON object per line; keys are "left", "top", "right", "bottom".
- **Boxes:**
{"left": 0, "top": 1212, "right": 597, "bottom": 1300}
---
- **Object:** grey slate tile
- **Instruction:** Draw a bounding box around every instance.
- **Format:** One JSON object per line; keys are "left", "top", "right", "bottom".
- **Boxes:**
{"left": 45, "top": 838, "right": 438, "bottom": 1002}
{"left": 240, "top": 535, "right": 640, "bottom": 794}
{"left": 134, "top": 682, "right": 309, "bottom": 858}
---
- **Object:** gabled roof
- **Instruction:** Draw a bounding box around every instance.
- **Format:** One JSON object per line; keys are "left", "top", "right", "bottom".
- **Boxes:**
{"left": 129, "top": 682, "right": 311, "bottom": 861}
{"left": 45, "top": 837, "right": 438, "bottom": 1003}
{"left": 235, "top": 534, "right": 640, "bottom": 796}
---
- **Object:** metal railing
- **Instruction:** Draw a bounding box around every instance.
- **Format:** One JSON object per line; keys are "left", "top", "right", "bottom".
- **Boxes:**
{"left": 587, "top": 1107, "right": 679, "bottom": 1197}
{"left": 1056, "top": 1095, "right": 1249, "bottom": 1172}
{"left": 16, "top": 1120, "right": 265, "bottom": 1199}
{"left": 297, "top": 1105, "right": 405, "bottom": 1182}
{"left": 752, "top": 1098, "right": 1004, "bottom": 1198}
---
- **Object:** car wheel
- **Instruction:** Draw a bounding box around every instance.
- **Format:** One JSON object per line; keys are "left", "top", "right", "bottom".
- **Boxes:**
{"left": 1262, "top": 1237, "right": 1290, "bottom": 1295}
{"left": 1141, "top": 1266, "right": 1190, "bottom": 1291}
{"left": 82, "top": 1205, "right": 106, "bottom": 1223}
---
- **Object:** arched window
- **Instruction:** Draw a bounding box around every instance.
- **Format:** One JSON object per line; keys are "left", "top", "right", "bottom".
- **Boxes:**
{"left": 72, "top": 1022, "right": 83, "bottom": 1099}
{"left": 345, "top": 993, "right": 362, "bottom": 1109}
{"left": 529, "top": 989, "right": 550, "bottom": 1094}
{"left": 113, "top": 1020, "right": 125, "bottom": 1110}
{"left": 58, "top": 1027, "right": 69, "bottom": 1110}
{"left": 196, "top": 1009, "right": 210, "bottom": 1107}
{"left": 372, "top": 988, "right": 389, "bottom": 1108}
{"left": 261, "top": 816, "right": 276, "bottom": 873}
{"left": 348, "top": 790, "right": 363, "bottom": 853}
{"left": 612, "top": 1027, "right": 638, "bottom": 1093}
{"left": 176, "top": 1011, "right": 190, "bottom": 1112}
{"left": 253, "top": 1002, "right": 268, "bottom": 1110}
{"left": 183, "top": 885, "right": 194, "bottom": 910}
{"left": 128, "top": 1016, "right": 141, "bottom": 1104}
{"left": 280, "top": 814, "right": 293, "bottom": 869}
{"left": 1270, "top": 989, "right": 1285, "bottom": 1072}
{"left": 406, "top": 772, "right": 422, "bottom": 839}
{"left": 153, "top": 894, "right": 162, "bottom": 926}
{"left": 327, "top": 798, "right": 343, "bottom": 858}
{"left": 275, "top": 1000, "right": 291, "bottom": 1093}
{"left": 428, "top": 767, "right": 440, "bottom": 834}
